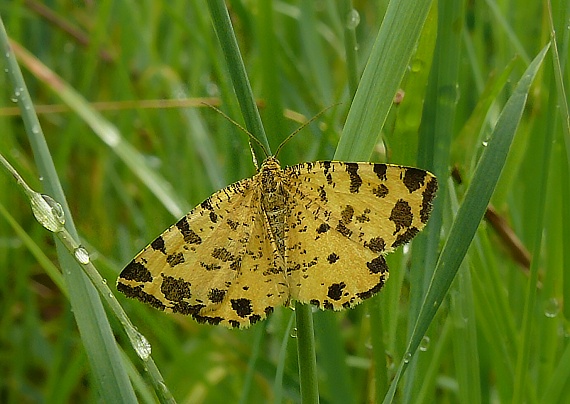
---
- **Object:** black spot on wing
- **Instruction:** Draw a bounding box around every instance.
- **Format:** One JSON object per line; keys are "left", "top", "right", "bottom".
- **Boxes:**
{"left": 366, "top": 256, "right": 388, "bottom": 274}
{"left": 421, "top": 176, "right": 438, "bottom": 223}
{"left": 120, "top": 261, "right": 153, "bottom": 282}
{"left": 193, "top": 314, "right": 223, "bottom": 326}
{"left": 212, "top": 247, "right": 235, "bottom": 262}
{"left": 327, "top": 252, "right": 339, "bottom": 264}
{"left": 392, "top": 227, "right": 419, "bottom": 248}
{"left": 340, "top": 205, "right": 354, "bottom": 224}
{"left": 336, "top": 222, "right": 352, "bottom": 238}
{"left": 161, "top": 275, "right": 192, "bottom": 301}
{"left": 345, "top": 163, "right": 362, "bottom": 193}
{"left": 373, "top": 163, "right": 387, "bottom": 180}
{"left": 231, "top": 298, "right": 253, "bottom": 318}
{"left": 166, "top": 252, "right": 185, "bottom": 267}
{"left": 171, "top": 301, "right": 205, "bottom": 316}
{"left": 373, "top": 184, "right": 389, "bottom": 198}
{"left": 389, "top": 199, "right": 413, "bottom": 234}
{"left": 403, "top": 167, "right": 427, "bottom": 193}
{"left": 356, "top": 277, "right": 386, "bottom": 301}
{"left": 317, "top": 223, "right": 330, "bottom": 234}
{"left": 318, "top": 185, "right": 327, "bottom": 202}
{"left": 228, "top": 320, "right": 241, "bottom": 328}
{"left": 201, "top": 262, "right": 221, "bottom": 271}
{"left": 201, "top": 198, "right": 214, "bottom": 211}
{"left": 176, "top": 217, "right": 202, "bottom": 244}
{"left": 208, "top": 288, "right": 227, "bottom": 303}
{"left": 151, "top": 236, "right": 166, "bottom": 254}
{"left": 364, "top": 237, "right": 385, "bottom": 253}
{"left": 117, "top": 283, "right": 166, "bottom": 311}
{"left": 327, "top": 282, "right": 346, "bottom": 301}
{"left": 226, "top": 219, "right": 239, "bottom": 231}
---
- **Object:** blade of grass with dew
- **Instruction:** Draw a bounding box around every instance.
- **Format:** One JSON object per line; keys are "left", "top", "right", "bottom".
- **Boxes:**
{"left": 336, "top": 0, "right": 434, "bottom": 162}
{"left": 0, "top": 153, "right": 175, "bottom": 403}
{"left": 9, "top": 40, "right": 188, "bottom": 219}
{"left": 0, "top": 18, "right": 137, "bottom": 403}
{"left": 257, "top": 0, "right": 287, "bottom": 149}
{"left": 206, "top": 0, "right": 270, "bottom": 159}
{"left": 383, "top": 43, "right": 550, "bottom": 404}
{"left": 546, "top": 0, "right": 570, "bottom": 324}
{"left": 406, "top": 2, "right": 465, "bottom": 399}
{"left": 511, "top": 47, "right": 558, "bottom": 403}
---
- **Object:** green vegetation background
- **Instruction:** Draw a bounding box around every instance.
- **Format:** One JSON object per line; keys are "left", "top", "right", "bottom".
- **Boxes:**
{"left": 0, "top": 1, "right": 568, "bottom": 403}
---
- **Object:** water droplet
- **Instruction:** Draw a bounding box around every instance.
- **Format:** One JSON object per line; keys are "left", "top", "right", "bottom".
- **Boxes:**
{"left": 409, "top": 58, "right": 424, "bottom": 73}
{"left": 403, "top": 351, "right": 412, "bottom": 363}
{"left": 438, "top": 84, "right": 460, "bottom": 106}
{"left": 31, "top": 193, "right": 65, "bottom": 232}
{"left": 74, "top": 246, "right": 90, "bottom": 264}
{"left": 32, "top": 125, "right": 40, "bottom": 134}
{"left": 419, "top": 336, "right": 430, "bottom": 352}
{"left": 346, "top": 9, "right": 361, "bottom": 29}
{"left": 544, "top": 298, "right": 560, "bottom": 318}
{"left": 290, "top": 328, "right": 298, "bottom": 338}
{"left": 131, "top": 331, "right": 152, "bottom": 360}
{"left": 482, "top": 140, "right": 488, "bottom": 147}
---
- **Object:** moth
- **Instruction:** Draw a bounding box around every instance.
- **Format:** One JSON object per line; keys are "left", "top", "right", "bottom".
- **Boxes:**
{"left": 117, "top": 117, "right": 437, "bottom": 328}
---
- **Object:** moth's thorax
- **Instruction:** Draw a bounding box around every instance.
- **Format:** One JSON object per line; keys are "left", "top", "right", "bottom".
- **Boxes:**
{"left": 259, "top": 156, "right": 289, "bottom": 255}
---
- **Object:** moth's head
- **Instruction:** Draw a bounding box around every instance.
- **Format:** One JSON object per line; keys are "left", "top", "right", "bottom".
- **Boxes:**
{"left": 260, "top": 156, "right": 281, "bottom": 172}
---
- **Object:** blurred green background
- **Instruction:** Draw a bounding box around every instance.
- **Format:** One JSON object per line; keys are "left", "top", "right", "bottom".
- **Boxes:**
{"left": 0, "top": 1, "right": 568, "bottom": 403}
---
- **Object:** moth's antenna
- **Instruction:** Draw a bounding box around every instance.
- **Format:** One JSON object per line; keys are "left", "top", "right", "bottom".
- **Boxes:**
{"left": 201, "top": 103, "right": 270, "bottom": 162}
{"left": 274, "top": 104, "right": 339, "bottom": 158}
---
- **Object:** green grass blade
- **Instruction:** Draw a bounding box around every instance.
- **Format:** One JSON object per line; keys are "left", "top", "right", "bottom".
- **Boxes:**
{"left": 0, "top": 17, "right": 137, "bottom": 404}
{"left": 295, "top": 301, "right": 319, "bottom": 404}
{"left": 207, "top": 0, "right": 270, "bottom": 160}
{"left": 336, "top": 0, "right": 434, "bottom": 161}
{"left": 384, "top": 43, "right": 550, "bottom": 403}
{"left": 512, "top": 40, "right": 558, "bottom": 402}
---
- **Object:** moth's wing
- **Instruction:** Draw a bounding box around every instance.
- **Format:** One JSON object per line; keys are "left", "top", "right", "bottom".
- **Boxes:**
{"left": 117, "top": 176, "right": 289, "bottom": 329}
{"left": 284, "top": 161, "right": 437, "bottom": 310}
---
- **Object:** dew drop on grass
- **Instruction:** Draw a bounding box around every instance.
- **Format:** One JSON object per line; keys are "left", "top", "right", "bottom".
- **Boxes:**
{"left": 544, "top": 298, "right": 560, "bottom": 318}
{"left": 419, "top": 336, "right": 430, "bottom": 352}
{"left": 132, "top": 331, "right": 152, "bottom": 360}
{"left": 403, "top": 351, "right": 412, "bottom": 363}
{"left": 409, "top": 58, "right": 425, "bottom": 73}
{"left": 346, "top": 9, "right": 360, "bottom": 29}
{"left": 290, "top": 328, "right": 298, "bottom": 338}
{"left": 74, "top": 246, "right": 90, "bottom": 264}
{"left": 31, "top": 193, "right": 65, "bottom": 232}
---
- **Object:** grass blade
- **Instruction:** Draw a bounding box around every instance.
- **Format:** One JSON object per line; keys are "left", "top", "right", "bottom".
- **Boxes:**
{"left": 384, "top": 43, "right": 550, "bottom": 403}
{"left": 336, "top": 0, "right": 434, "bottom": 161}
{"left": 0, "top": 16, "right": 137, "bottom": 404}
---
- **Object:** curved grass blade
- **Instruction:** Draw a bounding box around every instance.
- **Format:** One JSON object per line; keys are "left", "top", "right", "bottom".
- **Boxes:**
{"left": 383, "top": 43, "right": 550, "bottom": 403}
